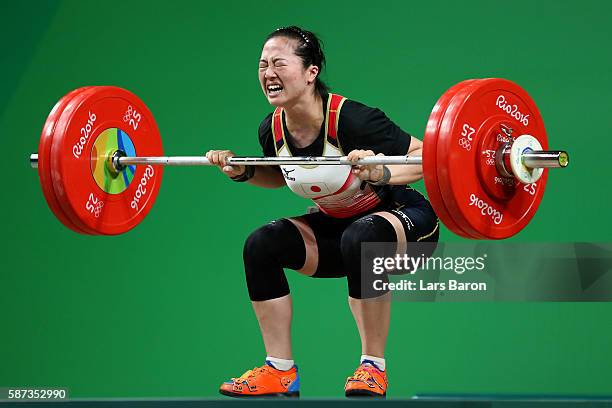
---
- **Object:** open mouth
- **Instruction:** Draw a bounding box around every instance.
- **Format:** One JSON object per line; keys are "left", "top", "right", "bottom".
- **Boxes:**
{"left": 267, "top": 84, "right": 283, "bottom": 96}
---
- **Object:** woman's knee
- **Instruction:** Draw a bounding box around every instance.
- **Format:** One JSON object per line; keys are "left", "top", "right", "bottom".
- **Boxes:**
{"left": 340, "top": 215, "right": 395, "bottom": 256}
{"left": 340, "top": 215, "right": 397, "bottom": 300}
{"left": 243, "top": 219, "right": 303, "bottom": 301}
{"left": 244, "top": 220, "right": 283, "bottom": 259}
{"left": 243, "top": 219, "right": 305, "bottom": 274}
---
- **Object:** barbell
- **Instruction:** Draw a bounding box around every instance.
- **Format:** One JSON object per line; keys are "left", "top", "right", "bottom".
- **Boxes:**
{"left": 29, "top": 78, "right": 569, "bottom": 238}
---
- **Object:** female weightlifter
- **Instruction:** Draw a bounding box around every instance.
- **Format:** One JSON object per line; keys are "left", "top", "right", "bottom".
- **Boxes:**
{"left": 206, "top": 26, "right": 439, "bottom": 398}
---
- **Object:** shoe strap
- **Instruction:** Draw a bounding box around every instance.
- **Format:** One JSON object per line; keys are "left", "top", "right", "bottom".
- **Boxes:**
{"left": 349, "top": 365, "right": 386, "bottom": 389}
{"left": 236, "top": 365, "right": 274, "bottom": 382}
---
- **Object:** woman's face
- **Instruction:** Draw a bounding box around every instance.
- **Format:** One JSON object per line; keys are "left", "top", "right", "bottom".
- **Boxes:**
{"left": 259, "top": 36, "right": 318, "bottom": 107}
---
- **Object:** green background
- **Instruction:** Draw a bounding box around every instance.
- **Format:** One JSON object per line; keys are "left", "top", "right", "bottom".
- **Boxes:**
{"left": 1, "top": 0, "right": 611, "bottom": 399}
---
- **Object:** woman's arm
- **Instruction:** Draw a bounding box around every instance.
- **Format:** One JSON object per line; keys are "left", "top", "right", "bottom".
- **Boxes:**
{"left": 205, "top": 149, "right": 286, "bottom": 189}
{"left": 248, "top": 166, "right": 286, "bottom": 188}
{"left": 387, "top": 136, "right": 423, "bottom": 185}
{"left": 348, "top": 136, "right": 424, "bottom": 185}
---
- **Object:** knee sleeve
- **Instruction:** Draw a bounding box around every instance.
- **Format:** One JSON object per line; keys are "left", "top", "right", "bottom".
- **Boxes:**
{"left": 341, "top": 215, "right": 396, "bottom": 299}
{"left": 243, "top": 219, "right": 305, "bottom": 301}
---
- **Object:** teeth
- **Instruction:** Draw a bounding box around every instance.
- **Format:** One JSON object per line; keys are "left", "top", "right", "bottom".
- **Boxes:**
{"left": 267, "top": 84, "right": 282, "bottom": 92}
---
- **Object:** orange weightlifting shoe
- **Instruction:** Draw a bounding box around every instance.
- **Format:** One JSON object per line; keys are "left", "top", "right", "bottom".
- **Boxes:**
{"left": 345, "top": 361, "right": 388, "bottom": 398}
{"left": 219, "top": 362, "right": 300, "bottom": 398}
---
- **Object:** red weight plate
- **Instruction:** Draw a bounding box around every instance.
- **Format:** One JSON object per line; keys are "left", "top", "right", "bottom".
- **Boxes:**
{"left": 50, "top": 87, "right": 164, "bottom": 235}
{"left": 437, "top": 78, "right": 548, "bottom": 239}
{"left": 48, "top": 88, "right": 102, "bottom": 235}
{"left": 423, "top": 79, "right": 480, "bottom": 239}
{"left": 38, "top": 87, "right": 93, "bottom": 234}
{"left": 436, "top": 82, "right": 491, "bottom": 239}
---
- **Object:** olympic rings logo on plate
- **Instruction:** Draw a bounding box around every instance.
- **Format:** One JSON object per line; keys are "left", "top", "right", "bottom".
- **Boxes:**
{"left": 123, "top": 105, "right": 142, "bottom": 131}
{"left": 94, "top": 201, "right": 104, "bottom": 218}
{"left": 123, "top": 105, "right": 133, "bottom": 123}
{"left": 86, "top": 193, "right": 104, "bottom": 218}
{"left": 482, "top": 149, "right": 496, "bottom": 166}
{"left": 459, "top": 137, "right": 472, "bottom": 151}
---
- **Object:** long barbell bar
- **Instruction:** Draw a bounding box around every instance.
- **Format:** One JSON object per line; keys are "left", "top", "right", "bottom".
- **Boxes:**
{"left": 29, "top": 150, "right": 569, "bottom": 169}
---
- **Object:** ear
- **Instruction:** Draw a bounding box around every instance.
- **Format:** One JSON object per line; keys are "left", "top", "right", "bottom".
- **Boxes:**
{"left": 306, "top": 65, "right": 319, "bottom": 85}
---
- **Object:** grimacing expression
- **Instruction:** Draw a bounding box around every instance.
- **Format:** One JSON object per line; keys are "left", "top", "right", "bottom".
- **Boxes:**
{"left": 259, "top": 36, "right": 319, "bottom": 107}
